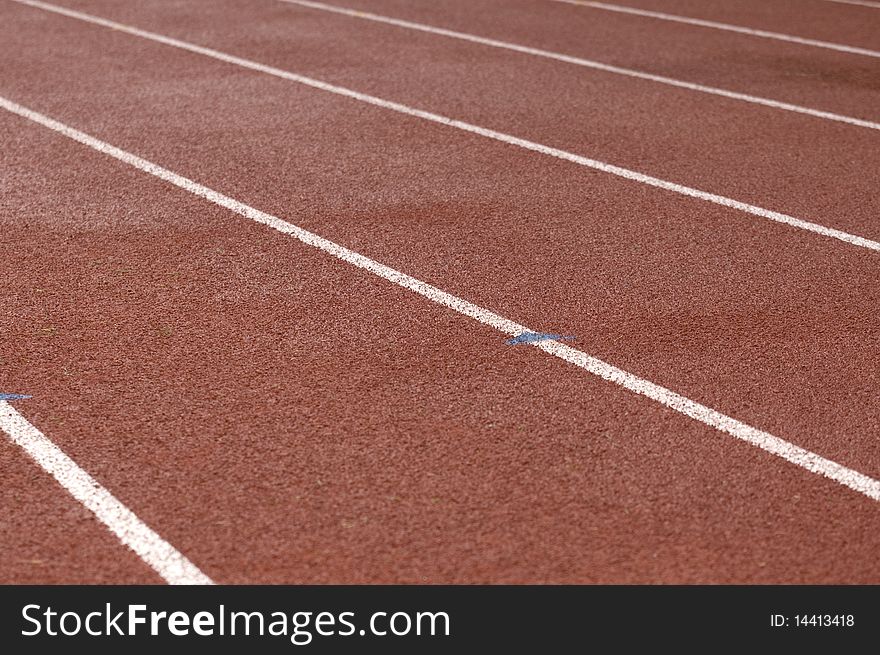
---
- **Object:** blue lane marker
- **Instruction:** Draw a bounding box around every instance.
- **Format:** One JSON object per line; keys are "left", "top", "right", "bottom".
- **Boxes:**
{"left": 506, "top": 332, "right": 575, "bottom": 346}
{"left": 0, "top": 393, "right": 32, "bottom": 401}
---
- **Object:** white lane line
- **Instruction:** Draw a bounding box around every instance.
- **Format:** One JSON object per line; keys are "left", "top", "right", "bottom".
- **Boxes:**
{"left": 2, "top": 96, "right": 878, "bottom": 504}
{"left": 277, "top": 0, "right": 880, "bottom": 132}
{"left": 0, "top": 401, "right": 214, "bottom": 584}
{"left": 820, "top": 0, "right": 880, "bottom": 8}
{"left": 549, "top": 0, "right": 880, "bottom": 59}
{"left": 11, "top": 0, "right": 880, "bottom": 254}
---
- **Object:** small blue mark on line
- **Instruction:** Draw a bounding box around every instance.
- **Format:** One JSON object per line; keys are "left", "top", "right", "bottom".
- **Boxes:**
{"left": 0, "top": 393, "right": 31, "bottom": 401}
{"left": 506, "top": 332, "right": 575, "bottom": 346}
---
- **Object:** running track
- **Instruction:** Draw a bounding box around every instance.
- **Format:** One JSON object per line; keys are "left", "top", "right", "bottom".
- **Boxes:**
{"left": 1, "top": 0, "right": 879, "bottom": 584}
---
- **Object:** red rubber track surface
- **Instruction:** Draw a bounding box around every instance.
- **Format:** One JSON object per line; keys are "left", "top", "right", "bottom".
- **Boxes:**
{"left": 1, "top": 0, "right": 879, "bottom": 583}
{"left": 0, "top": 438, "right": 160, "bottom": 583}
{"left": 569, "top": 0, "right": 880, "bottom": 51}
{"left": 37, "top": 0, "right": 880, "bottom": 237}
{"left": 309, "top": 0, "right": 880, "bottom": 123}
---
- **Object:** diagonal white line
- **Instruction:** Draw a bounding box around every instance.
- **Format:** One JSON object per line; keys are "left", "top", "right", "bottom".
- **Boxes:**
{"left": 815, "top": 0, "right": 880, "bottom": 8}
{"left": 2, "top": 95, "right": 878, "bottom": 503}
{"left": 9, "top": 0, "right": 880, "bottom": 254}
{"left": 549, "top": 0, "right": 880, "bottom": 58}
{"left": 0, "top": 401, "right": 214, "bottom": 584}
{"left": 278, "top": 0, "right": 880, "bottom": 132}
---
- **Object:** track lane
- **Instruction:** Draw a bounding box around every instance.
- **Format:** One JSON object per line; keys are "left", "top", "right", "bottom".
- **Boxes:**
{"left": 2, "top": 113, "right": 879, "bottom": 583}
{"left": 276, "top": 0, "right": 880, "bottom": 132}
{"left": 0, "top": 434, "right": 162, "bottom": 583}
{"left": 21, "top": 0, "right": 880, "bottom": 243}
{"left": 556, "top": 0, "right": 880, "bottom": 51}
{"left": 7, "top": 94, "right": 879, "bottom": 503}
{"left": 289, "top": 0, "right": 880, "bottom": 123}
{"left": 0, "top": 401, "right": 213, "bottom": 584}
{"left": 1, "top": 4, "right": 878, "bottom": 479}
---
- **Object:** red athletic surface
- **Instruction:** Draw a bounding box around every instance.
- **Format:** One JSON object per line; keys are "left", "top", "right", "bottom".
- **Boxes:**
{"left": 1, "top": 0, "right": 878, "bottom": 583}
